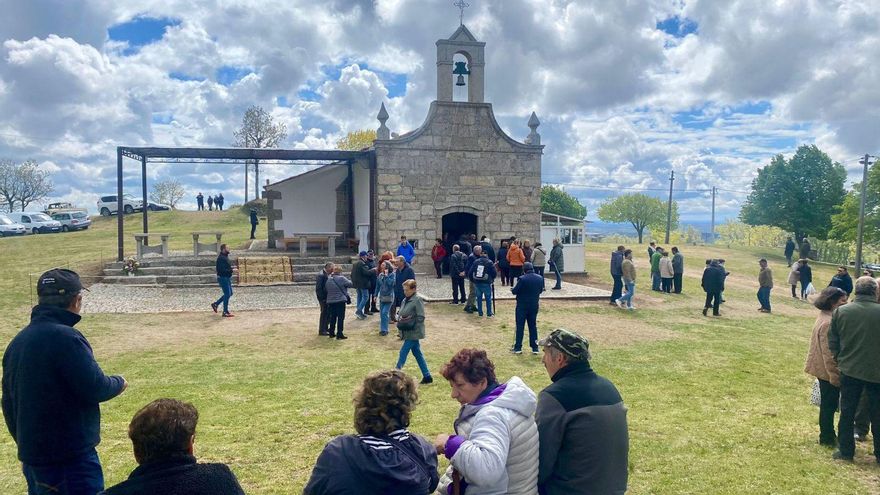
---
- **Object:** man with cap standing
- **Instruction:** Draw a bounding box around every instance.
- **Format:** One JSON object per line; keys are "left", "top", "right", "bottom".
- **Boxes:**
{"left": 536, "top": 329, "right": 628, "bottom": 495}
{"left": 511, "top": 262, "right": 545, "bottom": 355}
{"left": 3, "top": 269, "right": 127, "bottom": 495}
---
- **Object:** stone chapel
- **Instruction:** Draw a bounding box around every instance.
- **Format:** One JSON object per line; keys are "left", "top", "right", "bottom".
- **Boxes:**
{"left": 265, "top": 25, "right": 543, "bottom": 271}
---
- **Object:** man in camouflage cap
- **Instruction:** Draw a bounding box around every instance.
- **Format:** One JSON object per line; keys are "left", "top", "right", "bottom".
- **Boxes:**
{"left": 535, "top": 329, "right": 629, "bottom": 495}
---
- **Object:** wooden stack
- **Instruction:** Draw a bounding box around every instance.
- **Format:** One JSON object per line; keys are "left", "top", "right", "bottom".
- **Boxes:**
{"left": 236, "top": 257, "right": 294, "bottom": 285}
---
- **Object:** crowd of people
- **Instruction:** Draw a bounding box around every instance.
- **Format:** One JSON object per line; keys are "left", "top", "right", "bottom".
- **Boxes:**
{"left": 195, "top": 192, "right": 226, "bottom": 211}
{"left": 1, "top": 268, "right": 629, "bottom": 494}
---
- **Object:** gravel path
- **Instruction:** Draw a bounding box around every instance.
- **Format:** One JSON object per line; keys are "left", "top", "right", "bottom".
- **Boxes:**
{"left": 83, "top": 276, "right": 610, "bottom": 314}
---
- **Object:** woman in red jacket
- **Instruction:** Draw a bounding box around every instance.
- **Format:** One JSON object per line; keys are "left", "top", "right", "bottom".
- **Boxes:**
{"left": 431, "top": 238, "right": 447, "bottom": 279}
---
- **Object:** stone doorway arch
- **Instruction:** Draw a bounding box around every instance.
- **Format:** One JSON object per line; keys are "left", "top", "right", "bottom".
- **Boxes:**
{"left": 437, "top": 205, "right": 482, "bottom": 246}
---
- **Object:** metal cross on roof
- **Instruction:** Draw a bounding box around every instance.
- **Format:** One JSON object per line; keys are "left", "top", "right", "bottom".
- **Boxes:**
{"left": 454, "top": 0, "right": 470, "bottom": 26}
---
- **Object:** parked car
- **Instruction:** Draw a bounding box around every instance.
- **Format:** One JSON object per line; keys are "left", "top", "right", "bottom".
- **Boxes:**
{"left": 51, "top": 211, "right": 91, "bottom": 232}
{"left": 6, "top": 212, "right": 62, "bottom": 234}
{"left": 0, "top": 214, "right": 27, "bottom": 236}
{"left": 97, "top": 194, "right": 144, "bottom": 216}
{"left": 44, "top": 202, "right": 87, "bottom": 216}
{"left": 148, "top": 202, "right": 171, "bottom": 211}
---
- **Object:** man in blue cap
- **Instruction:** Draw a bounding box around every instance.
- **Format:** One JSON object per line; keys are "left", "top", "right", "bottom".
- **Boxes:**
{"left": 3, "top": 268, "right": 127, "bottom": 495}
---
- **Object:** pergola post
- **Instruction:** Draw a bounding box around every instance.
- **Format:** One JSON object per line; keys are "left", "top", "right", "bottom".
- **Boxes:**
{"left": 116, "top": 147, "right": 124, "bottom": 261}
{"left": 141, "top": 155, "right": 149, "bottom": 245}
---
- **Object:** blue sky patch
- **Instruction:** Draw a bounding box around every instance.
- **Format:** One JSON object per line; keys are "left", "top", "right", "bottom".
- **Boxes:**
{"left": 656, "top": 16, "right": 698, "bottom": 38}
{"left": 216, "top": 66, "right": 253, "bottom": 86}
{"left": 170, "top": 72, "right": 206, "bottom": 82}
{"left": 108, "top": 16, "right": 180, "bottom": 55}
{"left": 151, "top": 112, "right": 174, "bottom": 124}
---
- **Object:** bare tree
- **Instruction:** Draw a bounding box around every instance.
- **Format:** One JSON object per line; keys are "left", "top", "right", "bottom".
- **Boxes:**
{"left": 150, "top": 179, "right": 186, "bottom": 208}
{"left": 232, "top": 106, "right": 287, "bottom": 201}
{"left": 0, "top": 159, "right": 53, "bottom": 211}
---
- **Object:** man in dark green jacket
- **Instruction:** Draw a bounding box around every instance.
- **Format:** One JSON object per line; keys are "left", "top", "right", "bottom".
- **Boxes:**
{"left": 351, "top": 251, "right": 373, "bottom": 320}
{"left": 828, "top": 276, "right": 880, "bottom": 462}
{"left": 536, "top": 329, "right": 628, "bottom": 494}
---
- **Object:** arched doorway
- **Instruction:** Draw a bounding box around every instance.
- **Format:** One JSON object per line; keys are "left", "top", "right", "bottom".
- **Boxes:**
{"left": 442, "top": 212, "right": 478, "bottom": 246}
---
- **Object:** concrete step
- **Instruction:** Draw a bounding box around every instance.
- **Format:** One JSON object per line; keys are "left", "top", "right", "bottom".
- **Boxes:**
{"left": 103, "top": 266, "right": 216, "bottom": 277}
{"left": 105, "top": 255, "right": 353, "bottom": 270}
{"left": 102, "top": 274, "right": 221, "bottom": 285}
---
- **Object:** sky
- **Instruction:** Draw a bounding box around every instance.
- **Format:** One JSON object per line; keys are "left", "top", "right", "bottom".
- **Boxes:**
{"left": 0, "top": 0, "right": 878, "bottom": 223}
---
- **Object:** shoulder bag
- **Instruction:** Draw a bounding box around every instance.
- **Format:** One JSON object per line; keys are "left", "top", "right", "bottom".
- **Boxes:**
{"left": 332, "top": 277, "right": 351, "bottom": 304}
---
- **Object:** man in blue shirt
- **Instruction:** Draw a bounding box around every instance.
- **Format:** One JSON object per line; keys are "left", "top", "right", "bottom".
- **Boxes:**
{"left": 396, "top": 235, "right": 415, "bottom": 264}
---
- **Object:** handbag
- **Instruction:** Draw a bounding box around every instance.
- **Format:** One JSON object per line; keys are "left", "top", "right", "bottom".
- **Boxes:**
{"left": 396, "top": 298, "right": 417, "bottom": 331}
{"left": 331, "top": 277, "right": 351, "bottom": 304}
{"left": 810, "top": 379, "right": 821, "bottom": 407}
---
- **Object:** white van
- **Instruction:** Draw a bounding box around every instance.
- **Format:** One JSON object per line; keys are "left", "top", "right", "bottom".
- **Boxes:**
{"left": 6, "top": 212, "right": 62, "bottom": 234}
{"left": 0, "top": 214, "right": 27, "bottom": 236}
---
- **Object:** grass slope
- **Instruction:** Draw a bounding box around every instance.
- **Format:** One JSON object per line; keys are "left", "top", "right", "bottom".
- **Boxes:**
{"left": 0, "top": 221, "right": 878, "bottom": 494}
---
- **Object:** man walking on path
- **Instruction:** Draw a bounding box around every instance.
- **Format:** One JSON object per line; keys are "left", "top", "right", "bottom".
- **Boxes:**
{"left": 212, "top": 244, "right": 235, "bottom": 317}
{"left": 249, "top": 209, "right": 259, "bottom": 240}
{"left": 798, "top": 259, "right": 813, "bottom": 300}
{"left": 828, "top": 276, "right": 880, "bottom": 463}
{"left": 701, "top": 260, "right": 725, "bottom": 316}
{"left": 196, "top": 192, "right": 204, "bottom": 211}
{"left": 511, "top": 262, "right": 544, "bottom": 354}
{"left": 757, "top": 258, "right": 773, "bottom": 313}
{"left": 396, "top": 236, "right": 415, "bottom": 264}
{"left": 468, "top": 249, "right": 497, "bottom": 318}
{"left": 316, "top": 262, "right": 334, "bottom": 335}
{"left": 549, "top": 238, "right": 564, "bottom": 290}
{"left": 784, "top": 237, "right": 796, "bottom": 266}
{"left": 671, "top": 247, "right": 684, "bottom": 294}
{"left": 650, "top": 247, "right": 663, "bottom": 291}
{"left": 449, "top": 244, "right": 468, "bottom": 305}
{"left": 351, "top": 251, "right": 373, "bottom": 320}
{"left": 3, "top": 269, "right": 128, "bottom": 495}
{"left": 609, "top": 246, "right": 625, "bottom": 305}
{"left": 536, "top": 329, "right": 629, "bottom": 495}
{"left": 617, "top": 249, "right": 636, "bottom": 310}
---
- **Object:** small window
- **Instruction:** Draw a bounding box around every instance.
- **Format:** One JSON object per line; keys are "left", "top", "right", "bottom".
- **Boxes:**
{"left": 21, "top": 216, "right": 31, "bottom": 223}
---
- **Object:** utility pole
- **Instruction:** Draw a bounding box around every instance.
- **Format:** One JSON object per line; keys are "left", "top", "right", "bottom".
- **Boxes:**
{"left": 244, "top": 162, "right": 249, "bottom": 203}
{"left": 710, "top": 186, "right": 716, "bottom": 244}
{"left": 854, "top": 154, "right": 875, "bottom": 274}
{"left": 665, "top": 170, "right": 674, "bottom": 244}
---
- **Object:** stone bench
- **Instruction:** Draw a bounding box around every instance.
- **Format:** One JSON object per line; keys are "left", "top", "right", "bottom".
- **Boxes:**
{"left": 133, "top": 233, "right": 170, "bottom": 259}
{"left": 192, "top": 231, "right": 224, "bottom": 256}
{"left": 276, "top": 232, "right": 343, "bottom": 257}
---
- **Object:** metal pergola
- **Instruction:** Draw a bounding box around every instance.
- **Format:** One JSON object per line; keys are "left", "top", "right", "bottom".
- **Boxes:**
{"left": 116, "top": 146, "right": 374, "bottom": 261}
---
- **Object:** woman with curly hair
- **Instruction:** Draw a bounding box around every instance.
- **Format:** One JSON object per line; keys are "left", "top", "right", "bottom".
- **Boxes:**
{"left": 304, "top": 370, "right": 439, "bottom": 494}
{"left": 433, "top": 349, "right": 538, "bottom": 495}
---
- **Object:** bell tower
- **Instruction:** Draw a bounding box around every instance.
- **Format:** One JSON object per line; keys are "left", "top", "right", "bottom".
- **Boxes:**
{"left": 436, "top": 25, "right": 486, "bottom": 103}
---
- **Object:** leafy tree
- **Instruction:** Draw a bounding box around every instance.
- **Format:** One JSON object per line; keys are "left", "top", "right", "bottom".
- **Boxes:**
{"left": 541, "top": 185, "right": 587, "bottom": 219}
{"left": 233, "top": 106, "right": 288, "bottom": 201}
{"left": 0, "top": 159, "right": 53, "bottom": 211}
{"left": 336, "top": 129, "right": 377, "bottom": 151}
{"left": 715, "top": 220, "right": 787, "bottom": 248}
{"left": 597, "top": 193, "right": 678, "bottom": 244}
{"left": 830, "top": 158, "right": 880, "bottom": 245}
{"left": 740, "top": 145, "right": 846, "bottom": 243}
{"left": 150, "top": 179, "right": 186, "bottom": 208}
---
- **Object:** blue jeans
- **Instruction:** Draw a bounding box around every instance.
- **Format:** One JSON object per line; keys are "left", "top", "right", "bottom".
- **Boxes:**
{"left": 651, "top": 271, "right": 661, "bottom": 291}
{"left": 550, "top": 262, "right": 562, "bottom": 288}
{"left": 757, "top": 286, "right": 771, "bottom": 310}
{"left": 356, "top": 288, "right": 370, "bottom": 315}
{"left": 618, "top": 281, "right": 635, "bottom": 308}
{"left": 397, "top": 340, "right": 431, "bottom": 378}
{"left": 475, "top": 283, "right": 493, "bottom": 316}
{"left": 379, "top": 301, "right": 392, "bottom": 334}
{"left": 215, "top": 276, "right": 233, "bottom": 314}
{"left": 22, "top": 448, "right": 103, "bottom": 495}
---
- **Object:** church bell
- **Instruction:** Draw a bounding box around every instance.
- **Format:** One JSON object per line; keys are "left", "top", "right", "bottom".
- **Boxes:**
{"left": 453, "top": 61, "right": 470, "bottom": 86}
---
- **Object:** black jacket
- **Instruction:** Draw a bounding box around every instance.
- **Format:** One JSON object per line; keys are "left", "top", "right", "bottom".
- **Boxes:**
{"left": 799, "top": 264, "right": 813, "bottom": 286}
{"left": 304, "top": 430, "right": 439, "bottom": 495}
{"left": 480, "top": 241, "right": 496, "bottom": 262}
{"left": 610, "top": 251, "right": 623, "bottom": 276}
{"left": 394, "top": 264, "right": 416, "bottom": 300}
{"left": 315, "top": 270, "right": 329, "bottom": 301}
{"left": 701, "top": 264, "right": 726, "bottom": 293}
{"left": 449, "top": 251, "right": 468, "bottom": 277}
{"left": 249, "top": 210, "right": 258, "bottom": 225}
{"left": 216, "top": 253, "right": 233, "bottom": 277}
{"left": 468, "top": 256, "right": 497, "bottom": 284}
{"left": 829, "top": 273, "right": 853, "bottom": 295}
{"left": 784, "top": 240, "right": 796, "bottom": 257}
{"left": 2, "top": 306, "right": 125, "bottom": 465}
{"left": 100, "top": 455, "right": 245, "bottom": 495}
{"left": 511, "top": 272, "right": 544, "bottom": 306}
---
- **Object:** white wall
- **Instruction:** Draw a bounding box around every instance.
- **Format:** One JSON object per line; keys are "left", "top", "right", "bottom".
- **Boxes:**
{"left": 270, "top": 166, "right": 347, "bottom": 236}
{"left": 353, "top": 162, "right": 370, "bottom": 226}
{"left": 541, "top": 226, "right": 585, "bottom": 272}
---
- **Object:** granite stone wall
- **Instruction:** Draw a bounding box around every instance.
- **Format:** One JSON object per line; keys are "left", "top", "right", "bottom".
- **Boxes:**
{"left": 373, "top": 101, "right": 542, "bottom": 271}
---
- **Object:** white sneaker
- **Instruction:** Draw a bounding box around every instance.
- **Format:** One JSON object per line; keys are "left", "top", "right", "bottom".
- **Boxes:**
{"left": 628, "top": 305, "right": 636, "bottom": 310}
{"left": 615, "top": 299, "right": 624, "bottom": 309}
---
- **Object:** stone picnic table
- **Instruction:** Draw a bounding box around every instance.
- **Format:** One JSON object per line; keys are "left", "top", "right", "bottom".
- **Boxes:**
{"left": 191, "top": 231, "right": 224, "bottom": 256}
{"left": 133, "top": 233, "right": 171, "bottom": 259}
{"left": 277, "top": 232, "right": 343, "bottom": 256}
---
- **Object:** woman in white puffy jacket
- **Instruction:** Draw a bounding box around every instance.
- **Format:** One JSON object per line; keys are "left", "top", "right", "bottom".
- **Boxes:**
{"left": 433, "top": 348, "right": 539, "bottom": 495}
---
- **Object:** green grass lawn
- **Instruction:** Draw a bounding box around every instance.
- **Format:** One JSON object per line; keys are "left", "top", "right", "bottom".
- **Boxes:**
{"left": 1, "top": 217, "right": 878, "bottom": 494}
